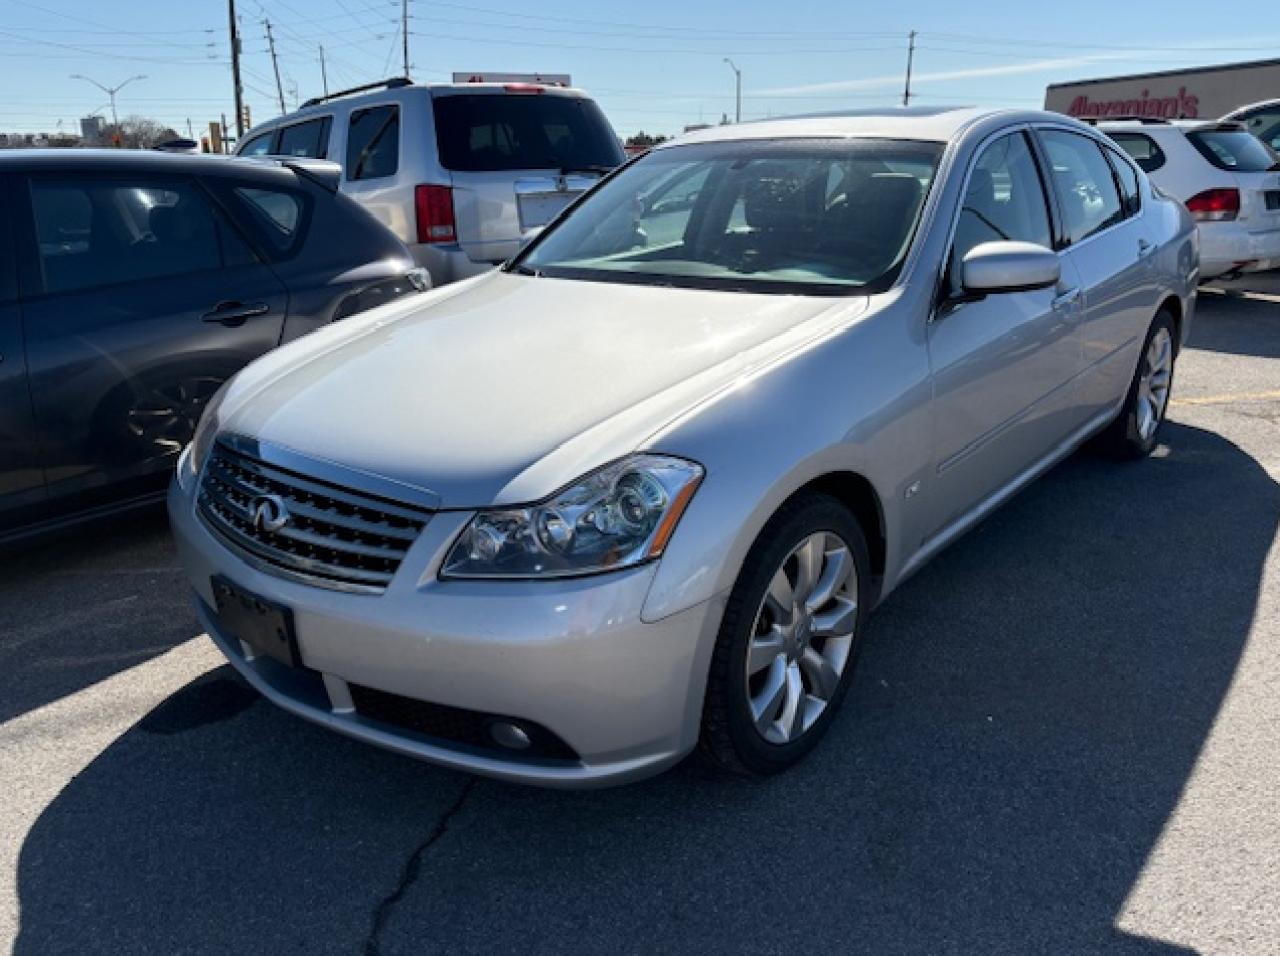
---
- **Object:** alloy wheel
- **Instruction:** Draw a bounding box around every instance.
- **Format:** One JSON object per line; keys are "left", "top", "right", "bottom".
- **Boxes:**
{"left": 1136, "top": 327, "right": 1173, "bottom": 442}
{"left": 744, "top": 531, "right": 858, "bottom": 745}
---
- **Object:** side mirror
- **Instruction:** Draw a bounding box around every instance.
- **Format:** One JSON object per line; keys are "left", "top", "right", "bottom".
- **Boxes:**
{"left": 961, "top": 241, "right": 1060, "bottom": 295}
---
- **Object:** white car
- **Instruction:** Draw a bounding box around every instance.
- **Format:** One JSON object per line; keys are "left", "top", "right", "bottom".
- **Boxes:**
{"left": 1101, "top": 119, "right": 1280, "bottom": 279}
{"left": 1222, "top": 99, "right": 1280, "bottom": 152}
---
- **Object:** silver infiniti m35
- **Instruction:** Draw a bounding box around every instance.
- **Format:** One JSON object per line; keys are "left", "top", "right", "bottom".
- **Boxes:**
{"left": 170, "top": 106, "right": 1197, "bottom": 787}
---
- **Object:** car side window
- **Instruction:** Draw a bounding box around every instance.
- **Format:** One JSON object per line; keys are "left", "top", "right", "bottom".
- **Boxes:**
{"left": 28, "top": 176, "right": 256, "bottom": 296}
{"left": 1108, "top": 132, "right": 1166, "bottom": 174}
{"left": 346, "top": 105, "right": 399, "bottom": 181}
{"left": 949, "top": 131, "right": 1052, "bottom": 292}
{"left": 277, "top": 117, "right": 330, "bottom": 158}
{"left": 1105, "top": 146, "right": 1141, "bottom": 217}
{"left": 231, "top": 186, "right": 308, "bottom": 255}
{"left": 1039, "top": 130, "right": 1125, "bottom": 245}
{"left": 238, "top": 132, "right": 275, "bottom": 157}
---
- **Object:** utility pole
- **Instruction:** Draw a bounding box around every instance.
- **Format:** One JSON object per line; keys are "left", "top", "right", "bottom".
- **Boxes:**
{"left": 402, "top": 0, "right": 410, "bottom": 79}
{"left": 228, "top": 0, "right": 245, "bottom": 136}
{"left": 319, "top": 44, "right": 329, "bottom": 97}
{"left": 220, "top": 113, "right": 229, "bottom": 154}
{"left": 723, "top": 58, "right": 741, "bottom": 124}
{"left": 187, "top": 117, "right": 194, "bottom": 138}
{"left": 264, "top": 19, "right": 286, "bottom": 115}
{"left": 902, "top": 30, "right": 916, "bottom": 107}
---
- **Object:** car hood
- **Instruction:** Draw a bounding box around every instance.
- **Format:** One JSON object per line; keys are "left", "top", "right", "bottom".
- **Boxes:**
{"left": 221, "top": 271, "right": 863, "bottom": 508}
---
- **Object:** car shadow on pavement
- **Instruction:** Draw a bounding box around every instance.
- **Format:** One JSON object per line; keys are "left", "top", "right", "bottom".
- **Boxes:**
{"left": 1190, "top": 289, "right": 1280, "bottom": 358}
{"left": 0, "top": 507, "right": 196, "bottom": 724}
{"left": 14, "top": 422, "right": 1277, "bottom": 954}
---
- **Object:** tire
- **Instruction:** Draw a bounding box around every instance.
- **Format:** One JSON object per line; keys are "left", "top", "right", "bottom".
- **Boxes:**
{"left": 699, "top": 493, "right": 871, "bottom": 777}
{"left": 1099, "top": 310, "right": 1177, "bottom": 459}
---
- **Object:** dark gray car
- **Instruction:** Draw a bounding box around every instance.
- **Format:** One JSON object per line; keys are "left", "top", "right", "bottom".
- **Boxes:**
{"left": 0, "top": 149, "right": 423, "bottom": 543}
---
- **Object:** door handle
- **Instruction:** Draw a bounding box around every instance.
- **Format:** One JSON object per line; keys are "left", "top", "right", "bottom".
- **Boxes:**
{"left": 1137, "top": 238, "right": 1154, "bottom": 258}
{"left": 1052, "top": 287, "right": 1080, "bottom": 311}
{"left": 202, "top": 301, "right": 270, "bottom": 327}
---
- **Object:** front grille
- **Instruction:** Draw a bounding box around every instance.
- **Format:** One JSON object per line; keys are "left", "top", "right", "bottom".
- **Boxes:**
{"left": 197, "top": 439, "right": 432, "bottom": 592}
{"left": 349, "top": 683, "right": 580, "bottom": 763}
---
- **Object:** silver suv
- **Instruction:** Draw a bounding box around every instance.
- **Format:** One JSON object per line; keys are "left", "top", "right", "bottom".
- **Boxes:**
{"left": 236, "top": 79, "right": 625, "bottom": 286}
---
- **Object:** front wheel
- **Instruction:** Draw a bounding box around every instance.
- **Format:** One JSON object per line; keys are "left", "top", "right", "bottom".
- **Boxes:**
{"left": 1100, "top": 310, "right": 1176, "bottom": 458}
{"left": 699, "top": 493, "right": 871, "bottom": 776}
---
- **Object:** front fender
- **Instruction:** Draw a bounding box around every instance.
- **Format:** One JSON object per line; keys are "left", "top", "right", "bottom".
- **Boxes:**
{"left": 639, "top": 295, "right": 933, "bottom": 623}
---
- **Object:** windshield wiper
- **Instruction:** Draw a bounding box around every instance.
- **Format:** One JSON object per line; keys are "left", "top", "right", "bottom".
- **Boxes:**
{"left": 507, "top": 263, "right": 543, "bottom": 277}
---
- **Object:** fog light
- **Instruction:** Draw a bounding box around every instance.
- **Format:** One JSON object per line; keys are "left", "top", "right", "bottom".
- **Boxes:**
{"left": 489, "top": 721, "right": 532, "bottom": 751}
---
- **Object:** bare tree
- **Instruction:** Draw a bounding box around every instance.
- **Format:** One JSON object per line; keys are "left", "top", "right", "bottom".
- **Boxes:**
{"left": 99, "top": 115, "right": 180, "bottom": 149}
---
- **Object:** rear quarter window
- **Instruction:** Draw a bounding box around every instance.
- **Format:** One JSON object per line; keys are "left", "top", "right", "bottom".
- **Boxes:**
{"left": 1187, "top": 129, "right": 1280, "bottom": 172}
{"left": 346, "top": 105, "right": 400, "bottom": 181}
{"left": 223, "top": 184, "right": 311, "bottom": 257}
{"left": 432, "top": 93, "right": 622, "bottom": 172}
{"left": 1106, "top": 132, "right": 1166, "bottom": 174}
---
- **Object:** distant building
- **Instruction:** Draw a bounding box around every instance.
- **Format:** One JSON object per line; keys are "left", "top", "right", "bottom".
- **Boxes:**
{"left": 1046, "top": 57, "right": 1280, "bottom": 120}
{"left": 80, "top": 115, "right": 105, "bottom": 145}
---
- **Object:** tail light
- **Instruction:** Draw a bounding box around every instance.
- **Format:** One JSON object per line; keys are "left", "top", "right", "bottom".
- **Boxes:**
{"left": 415, "top": 185, "right": 456, "bottom": 243}
{"left": 1185, "top": 188, "right": 1240, "bottom": 222}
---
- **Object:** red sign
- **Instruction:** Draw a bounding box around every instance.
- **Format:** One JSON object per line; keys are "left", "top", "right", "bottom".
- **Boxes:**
{"left": 1068, "top": 86, "right": 1200, "bottom": 119}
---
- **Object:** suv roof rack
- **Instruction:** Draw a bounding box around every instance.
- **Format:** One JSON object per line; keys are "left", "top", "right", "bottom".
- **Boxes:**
{"left": 1083, "top": 116, "right": 1171, "bottom": 125}
{"left": 301, "top": 77, "right": 412, "bottom": 109}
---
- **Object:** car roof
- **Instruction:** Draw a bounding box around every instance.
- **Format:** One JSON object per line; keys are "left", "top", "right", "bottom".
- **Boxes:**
{"left": 1223, "top": 98, "right": 1280, "bottom": 119}
{"left": 0, "top": 148, "right": 309, "bottom": 181}
{"left": 246, "top": 81, "right": 590, "bottom": 133}
{"left": 662, "top": 106, "right": 1084, "bottom": 147}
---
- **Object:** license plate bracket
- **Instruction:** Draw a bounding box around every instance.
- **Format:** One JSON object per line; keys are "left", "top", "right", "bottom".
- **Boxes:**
{"left": 212, "top": 575, "right": 301, "bottom": 667}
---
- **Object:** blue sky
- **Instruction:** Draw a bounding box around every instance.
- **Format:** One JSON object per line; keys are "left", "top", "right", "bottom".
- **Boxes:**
{"left": 3, "top": 0, "right": 1280, "bottom": 138}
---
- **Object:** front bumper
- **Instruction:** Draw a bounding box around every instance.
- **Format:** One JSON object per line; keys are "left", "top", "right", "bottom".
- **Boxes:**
{"left": 167, "top": 472, "right": 723, "bottom": 788}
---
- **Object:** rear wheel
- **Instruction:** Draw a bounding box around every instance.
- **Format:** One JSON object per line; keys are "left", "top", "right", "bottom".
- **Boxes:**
{"left": 699, "top": 494, "right": 870, "bottom": 776}
{"left": 1100, "top": 310, "right": 1176, "bottom": 459}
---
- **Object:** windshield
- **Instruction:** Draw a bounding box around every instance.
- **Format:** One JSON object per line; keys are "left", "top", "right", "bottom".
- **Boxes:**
{"left": 512, "top": 138, "right": 943, "bottom": 295}
{"left": 1187, "top": 128, "right": 1280, "bottom": 172}
{"left": 432, "top": 93, "right": 623, "bottom": 172}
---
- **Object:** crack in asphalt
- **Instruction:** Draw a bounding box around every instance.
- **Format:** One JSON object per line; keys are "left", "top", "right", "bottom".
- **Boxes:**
{"left": 362, "top": 777, "right": 478, "bottom": 956}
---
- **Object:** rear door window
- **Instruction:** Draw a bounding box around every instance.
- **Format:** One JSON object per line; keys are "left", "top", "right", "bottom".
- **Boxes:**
{"left": 1039, "top": 130, "right": 1126, "bottom": 245}
{"left": 276, "top": 117, "right": 331, "bottom": 158}
{"left": 1107, "top": 132, "right": 1166, "bottom": 173}
{"left": 432, "top": 94, "right": 622, "bottom": 172}
{"left": 1105, "top": 146, "right": 1141, "bottom": 217}
{"left": 1187, "top": 128, "right": 1280, "bottom": 172}
{"left": 346, "top": 105, "right": 399, "bottom": 181}
{"left": 27, "top": 176, "right": 256, "bottom": 296}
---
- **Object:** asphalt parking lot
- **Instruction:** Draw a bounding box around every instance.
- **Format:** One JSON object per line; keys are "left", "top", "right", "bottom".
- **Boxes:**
{"left": 2, "top": 283, "right": 1278, "bottom": 955}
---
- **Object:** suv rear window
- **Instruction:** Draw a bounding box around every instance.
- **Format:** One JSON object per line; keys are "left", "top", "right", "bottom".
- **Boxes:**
{"left": 1187, "top": 128, "right": 1280, "bottom": 172}
{"left": 432, "top": 93, "right": 622, "bottom": 172}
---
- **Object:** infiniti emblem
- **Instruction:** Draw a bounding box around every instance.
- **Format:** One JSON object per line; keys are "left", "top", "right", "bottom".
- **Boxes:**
{"left": 250, "top": 494, "right": 290, "bottom": 533}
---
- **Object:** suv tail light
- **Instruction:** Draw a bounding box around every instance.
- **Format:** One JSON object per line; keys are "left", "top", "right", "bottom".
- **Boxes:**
{"left": 415, "top": 185, "right": 456, "bottom": 243}
{"left": 1185, "top": 188, "right": 1240, "bottom": 221}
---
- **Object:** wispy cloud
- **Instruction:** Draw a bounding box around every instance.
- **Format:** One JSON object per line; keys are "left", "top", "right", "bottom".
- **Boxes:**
{"left": 755, "top": 55, "right": 1128, "bottom": 97}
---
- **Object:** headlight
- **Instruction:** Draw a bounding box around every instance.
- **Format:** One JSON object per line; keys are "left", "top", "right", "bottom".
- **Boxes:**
{"left": 184, "top": 380, "right": 231, "bottom": 479}
{"left": 442, "top": 455, "right": 704, "bottom": 579}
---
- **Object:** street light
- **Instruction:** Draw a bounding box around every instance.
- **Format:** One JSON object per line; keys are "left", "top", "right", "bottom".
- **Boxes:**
{"left": 69, "top": 73, "right": 147, "bottom": 131}
{"left": 723, "top": 58, "right": 741, "bottom": 124}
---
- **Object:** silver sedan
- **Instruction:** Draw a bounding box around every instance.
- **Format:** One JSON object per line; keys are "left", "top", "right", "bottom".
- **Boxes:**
{"left": 169, "top": 106, "right": 1197, "bottom": 787}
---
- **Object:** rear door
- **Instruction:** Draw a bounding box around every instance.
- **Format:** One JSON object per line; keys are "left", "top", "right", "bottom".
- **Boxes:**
{"left": 1036, "top": 128, "right": 1161, "bottom": 421}
{"left": 431, "top": 90, "right": 624, "bottom": 262}
{"left": 0, "top": 174, "right": 46, "bottom": 529}
{"left": 15, "top": 169, "right": 288, "bottom": 509}
{"left": 925, "top": 129, "right": 1084, "bottom": 535}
